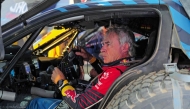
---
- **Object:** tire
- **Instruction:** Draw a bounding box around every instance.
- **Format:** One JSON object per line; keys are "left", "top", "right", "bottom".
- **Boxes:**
{"left": 105, "top": 69, "right": 190, "bottom": 109}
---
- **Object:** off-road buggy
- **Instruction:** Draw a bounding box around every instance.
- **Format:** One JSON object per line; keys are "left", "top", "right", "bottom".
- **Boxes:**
{"left": 0, "top": 0, "right": 190, "bottom": 109}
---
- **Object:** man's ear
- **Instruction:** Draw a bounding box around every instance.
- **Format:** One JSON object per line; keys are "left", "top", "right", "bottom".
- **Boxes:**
{"left": 121, "top": 43, "right": 129, "bottom": 53}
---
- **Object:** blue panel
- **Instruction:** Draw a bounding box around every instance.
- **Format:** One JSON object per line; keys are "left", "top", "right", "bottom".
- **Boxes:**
{"left": 63, "top": 5, "right": 81, "bottom": 10}
{"left": 145, "top": 0, "right": 159, "bottom": 4}
{"left": 133, "top": 0, "right": 148, "bottom": 4}
{"left": 120, "top": 0, "right": 137, "bottom": 4}
{"left": 162, "top": 0, "right": 188, "bottom": 18}
{"left": 56, "top": 8, "right": 68, "bottom": 12}
{"left": 75, "top": 3, "right": 89, "bottom": 8}
{"left": 160, "top": 1, "right": 165, "bottom": 4}
{"left": 172, "top": 0, "right": 182, "bottom": 6}
{"left": 92, "top": 1, "right": 113, "bottom": 6}
{"left": 176, "top": 25, "right": 190, "bottom": 46}
{"left": 10, "top": 69, "right": 15, "bottom": 77}
{"left": 109, "top": 1, "right": 127, "bottom": 6}
{"left": 169, "top": 6, "right": 190, "bottom": 34}
{"left": 181, "top": 41, "right": 190, "bottom": 59}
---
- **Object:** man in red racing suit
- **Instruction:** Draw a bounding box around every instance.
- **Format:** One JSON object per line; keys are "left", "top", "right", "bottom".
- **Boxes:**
{"left": 26, "top": 25, "right": 135, "bottom": 109}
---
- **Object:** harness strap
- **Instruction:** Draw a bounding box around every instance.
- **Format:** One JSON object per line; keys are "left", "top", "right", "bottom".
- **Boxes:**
{"left": 113, "top": 67, "right": 123, "bottom": 74}
{"left": 164, "top": 63, "right": 182, "bottom": 109}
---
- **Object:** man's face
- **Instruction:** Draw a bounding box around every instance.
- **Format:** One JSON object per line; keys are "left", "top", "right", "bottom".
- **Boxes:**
{"left": 100, "top": 32, "right": 124, "bottom": 63}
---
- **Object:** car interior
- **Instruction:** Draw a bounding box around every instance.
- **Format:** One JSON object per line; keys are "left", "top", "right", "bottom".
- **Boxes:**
{"left": 0, "top": 9, "right": 160, "bottom": 108}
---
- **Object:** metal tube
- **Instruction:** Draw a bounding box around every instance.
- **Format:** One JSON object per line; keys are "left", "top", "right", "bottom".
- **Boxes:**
{"left": 62, "top": 30, "right": 78, "bottom": 53}
{"left": 31, "top": 87, "right": 55, "bottom": 98}
{"left": 0, "top": 27, "right": 43, "bottom": 84}
{"left": 41, "top": 29, "right": 77, "bottom": 53}
{"left": 33, "top": 28, "right": 71, "bottom": 51}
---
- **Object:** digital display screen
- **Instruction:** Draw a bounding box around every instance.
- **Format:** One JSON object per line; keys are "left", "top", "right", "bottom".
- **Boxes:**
{"left": 25, "top": 65, "right": 31, "bottom": 74}
{"left": 32, "top": 58, "right": 39, "bottom": 69}
{"left": 23, "top": 62, "right": 31, "bottom": 74}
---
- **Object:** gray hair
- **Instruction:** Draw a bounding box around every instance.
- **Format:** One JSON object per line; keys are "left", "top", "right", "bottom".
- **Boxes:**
{"left": 105, "top": 25, "right": 136, "bottom": 57}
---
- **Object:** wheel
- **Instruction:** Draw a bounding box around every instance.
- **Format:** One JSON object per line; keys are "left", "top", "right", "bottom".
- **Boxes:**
{"left": 105, "top": 69, "right": 190, "bottom": 109}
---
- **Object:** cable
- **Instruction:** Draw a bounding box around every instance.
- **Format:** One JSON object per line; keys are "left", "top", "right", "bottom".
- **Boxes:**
{"left": 58, "top": 51, "right": 69, "bottom": 72}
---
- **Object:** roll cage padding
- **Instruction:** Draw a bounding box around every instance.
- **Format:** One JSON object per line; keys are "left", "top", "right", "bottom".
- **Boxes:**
{"left": 143, "top": 30, "right": 157, "bottom": 60}
{"left": 127, "top": 30, "right": 157, "bottom": 69}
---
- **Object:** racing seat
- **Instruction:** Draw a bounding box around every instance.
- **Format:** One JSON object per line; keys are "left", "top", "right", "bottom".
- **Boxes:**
{"left": 127, "top": 30, "right": 157, "bottom": 69}
{"left": 135, "top": 39, "right": 148, "bottom": 59}
{"left": 142, "top": 31, "right": 157, "bottom": 60}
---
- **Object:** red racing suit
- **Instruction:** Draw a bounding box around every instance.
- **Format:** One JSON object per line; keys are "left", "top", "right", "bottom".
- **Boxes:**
{"left": 61, "top": 61, "right": 129, "bottom": 109}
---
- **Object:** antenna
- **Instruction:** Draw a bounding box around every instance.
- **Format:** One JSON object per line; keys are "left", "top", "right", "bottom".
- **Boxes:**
{"left": 0, "top": 1, "right": 5, "bottom": 60}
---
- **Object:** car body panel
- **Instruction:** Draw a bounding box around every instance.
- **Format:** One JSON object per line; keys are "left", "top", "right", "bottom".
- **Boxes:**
{"left": 0, "top": 1, "right": 189, "bottom": 108}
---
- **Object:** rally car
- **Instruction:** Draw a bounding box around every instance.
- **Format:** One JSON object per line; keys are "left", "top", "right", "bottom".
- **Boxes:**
{"left": 0, "top": 0, "right": 190, "bottom": 109}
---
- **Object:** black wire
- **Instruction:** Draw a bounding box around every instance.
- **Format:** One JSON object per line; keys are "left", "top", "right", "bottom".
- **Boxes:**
{"left": 58, "top": 51, "right": 70, "bottom": 72}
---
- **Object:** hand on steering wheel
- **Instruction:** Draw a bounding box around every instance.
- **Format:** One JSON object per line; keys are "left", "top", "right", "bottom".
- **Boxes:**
{"left": 75, "top": 47, "right": 93, "bottom": 62}
{"left": 51, "top": 67, "right": 66, "bottom": 84}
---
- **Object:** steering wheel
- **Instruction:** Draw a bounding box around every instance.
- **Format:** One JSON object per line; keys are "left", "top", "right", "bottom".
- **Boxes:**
{"left": 47, "top": 48, "right": 84, "bottom": 81}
